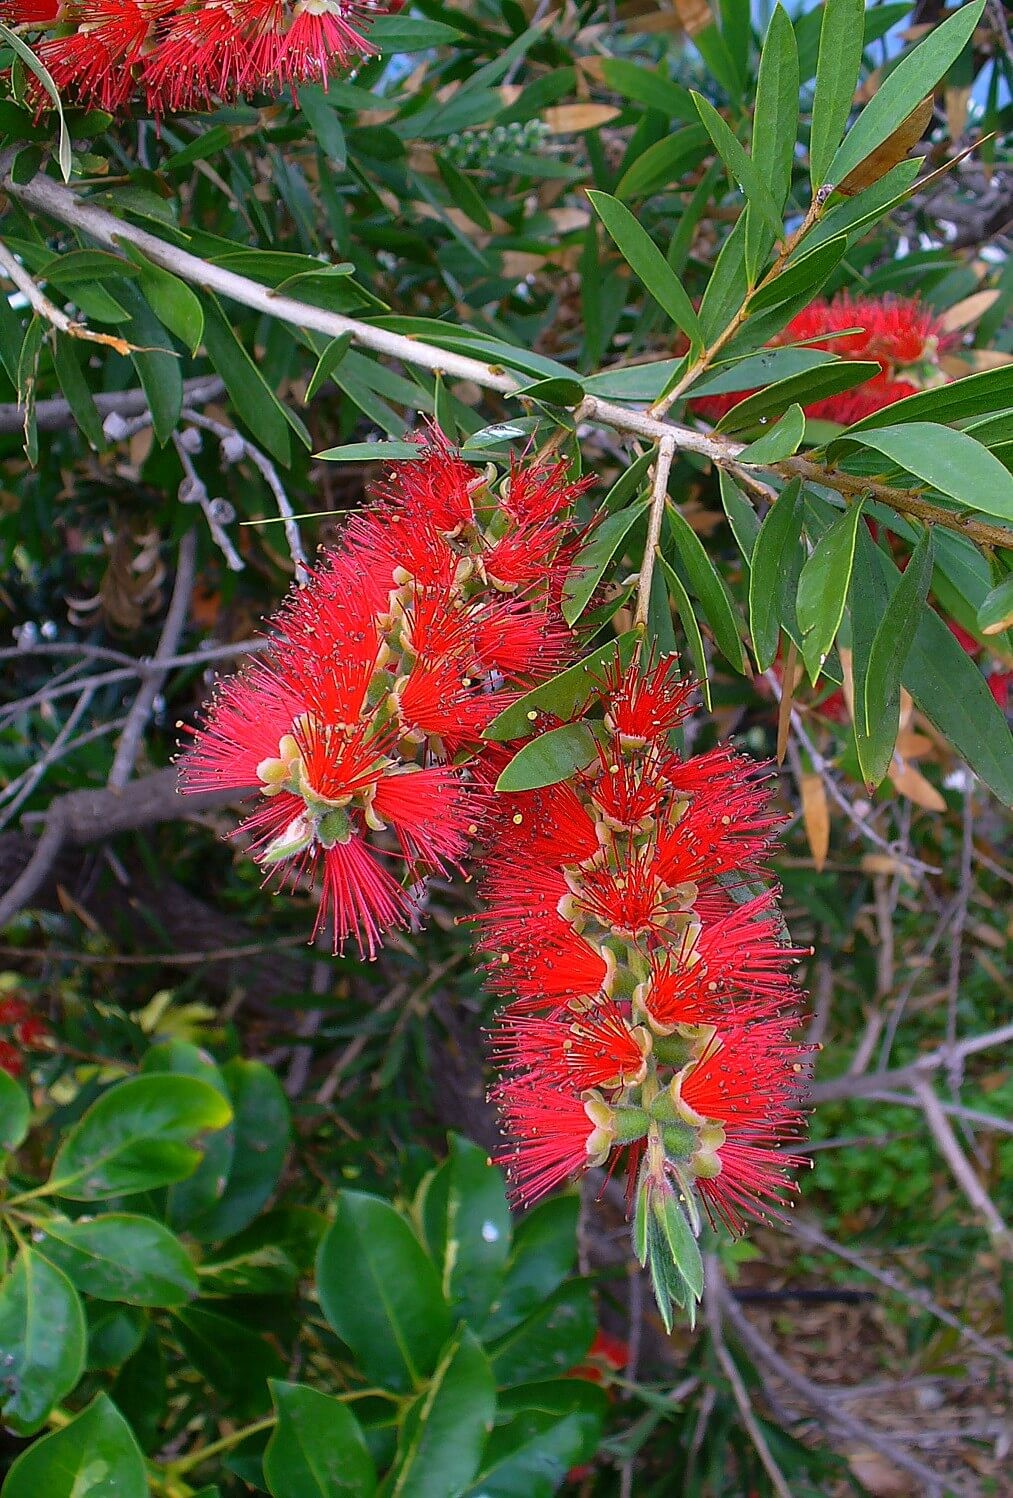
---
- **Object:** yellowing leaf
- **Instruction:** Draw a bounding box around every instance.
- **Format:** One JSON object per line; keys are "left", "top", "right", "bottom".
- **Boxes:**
{"left": 800, "top": 772, "right": 830, "bottom": 871}
{"left": 938, "top": 289, "right": 1000, "bottom": 334}
{"left": 543, "top": 104, "right": 619, "bottom": 134}
{"left": 887, "top": 759, "right": 946, "bottom": 811}
{"left": 838, "top": 95, "right": 933, "bottom": 195}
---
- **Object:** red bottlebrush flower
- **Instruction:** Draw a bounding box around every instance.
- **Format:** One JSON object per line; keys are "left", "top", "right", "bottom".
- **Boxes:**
{"left": 180, "top": 435, "right": 586, "bottom": 955}
{"left": 988, "top": 669, "right": 1011, "bottom": 714}
{"left": 0, "top": 1041, "right": 22, "bottom": 1078}
{"left": 248, "top": 2, "right": 371, "bottom": 92}
{"left": 691, "top": 293, "right": 944, "bottom": 428}
{"left": 480, "top": 655, "right": 809, "bottom": 1269}
{"left": 38, "top": 0, "right": 168, "bottom": 113}
{"left": 3, "top": 0, "right": 60, "bottom": 20}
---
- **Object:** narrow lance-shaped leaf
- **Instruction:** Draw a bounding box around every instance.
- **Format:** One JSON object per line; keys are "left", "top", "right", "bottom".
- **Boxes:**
{"left": 495, "top": 722, "right": 599, "bottom": 794}
{"left": 665, "top": 506, "right": 747, "bottom": 674}
{"left": 587, "top": 191, "right": 703, "bottom": 348}
{"left": 752, "top": 5, "right": 800, "bottom": 211}
{"left": 562, "top": 499, "right": 648, "bottom": 624}
{"left": 657, "top": 555, "right": 713, "bottom": 709}
{"left": 856, "top": 528, "right": 934, "bottom": 787}
{"left": 748, "top": 477, "right": 804, "bottom": 670}
{"left": 831, "top": 422, "right": 1013, "bottom": 526}
{"left": 809, "top": 0, "right": 866, "bottom": 190}
{"left": 691, "top": 91, "right": 784, "bottom": 239}
{"left": 797, "top": 499, "right": 866, "bottom": 682}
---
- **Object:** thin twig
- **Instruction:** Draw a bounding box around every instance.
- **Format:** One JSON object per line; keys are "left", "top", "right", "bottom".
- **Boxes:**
{"left": 912, "top": 1075, "right": 1013, "bottom": 1254}
{"left": 0, "top": 237, "right": 132, "bottom": 354}
{"left": 811, "top": 1020, "right": 1013, "bottom": 1105}
{"left": 0, "top": 687, "right": 94, "bottom": 829}
{"left": 0, "top": 376, "right": 224, "bottom": 435}
{"left": 634, "top": 435, "right": 675, "bottom": 629}
{"left": 172, "top": 432, "right": 244, "bottom": 572}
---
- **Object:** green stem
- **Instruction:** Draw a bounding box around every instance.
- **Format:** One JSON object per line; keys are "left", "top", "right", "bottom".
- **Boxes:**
{"left": 166, "top": 1415, "right": 277, "bottom": 1479}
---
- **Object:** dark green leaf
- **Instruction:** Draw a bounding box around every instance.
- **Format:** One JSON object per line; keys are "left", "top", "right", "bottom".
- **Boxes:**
{"left": 832, "top": 422, "right": 1013, "bottom": 524}
{"left": 747, "top": 235, "right": 850, "bottom": 314}
{"left": 419, "top": 1136, "right": 511, "bottom": 1329}
{"left": 172, "top": 1307, "right": 285, "bottom": 1417}
{"left": 563, "top": 500, "right": 648, "bottom": 624}
{"left": 120, "top": 244, "right": 204, "bottom": 354}
{"left": 749, "top": 478, "right": 805, "bottom": 670}
{"left": 665, "top": 508, "right": 747, "bottom": 672}
{"left": 0, "top": 1069, "right": 29, "bottom": 1151}
{"left": 385, "top": 1329, "right": 495, "bottom": 1498}
{"left": 809, "top": 0, "right": 865, "bottom": 189}
{"left": 717, "top": 361, "right": 880, "bottom": 432}
{"left": 690, "top": 347, "right": 836, "bottom": 397}
{"left": 114, "top": 280, "right": 182, "bottom": 446}
{"left": 752, "top": 5, "right": 799, "bottom": 211}
{"left": 436, "top": 154, "right": 492, "bottom": 231}
{"left": 494, "top": 722, "right": 599, "bottom": 794}
{"left": 47, "top": 1074, "right": 233, "bottom": 1200}
{"left": 656, "top": 555, "right": 713, "bottom": 710}
{"left": 737, "top": 403, "right": 806, "bottom": 461}
{"left": 828, "top": 0, "right": 986, "bottom": 186}
{"left": 202, "top": 293, "right": 292, "bottom": 465}
{"left": 264, "top": 1381, "right": 376, "bottom": 1498}
{"left": 598, "top": 60, "right": 696, "bottom": 120}
{"left": 317, "top": 1191, "right": 451, "bottom": 1393}
{"left": 142, "top": 1041, "right": 235, "bottom": 1233}
{"left": 0, "top": 1394, "right": 146, "bottom": 1498}
{"left": 299, "top": 86, "right": 347, "bottom": 167}
{"left": 842, "top": 366, "right": 1013, "bottom": 432}
{"left": 978, "top": 576, "right": 1013, "bottom": 636}
{"left": 462, "top": 1384, "right": 606, "bottom": 1498}
{"left": 486, "top": 1281, "right": 595, "bottom": 1386}
{"left": 51, "top": 334, "right": 105, "bottom": 450}
{"left": 481, "top": 1197, "right": 578, "bottom": 1342}
{"left": 0, "top": 1250, "right": 85, "bottom": 1435}
{"left": 368, "top": 15, "right": 463, "bottom": 49}
{"left": 587, "top": 191, "right": 703, "bottom": 347}
{"left": 691, "top": 92, "right": 784, "bottom": 239}
{"left": 185, "top": 1058, "right": 290, "bottom": 1241}
{"left": 797, "top": 499, "right": 865, "bottom": 681}
{"left": 513, "top": 376, "right": 585, "bottom": 407}
{"left": 855, "top": 528, "right": 934, "bottom": 786}
{"left": 483, "top": 633, "right": 638, "bottom": 741}
{"left": 719, "top": 470, "right": 760, "bottom": 561}
{"left": 315, "top": 440, "right": 424, "bottom": 462}
{"left": 306, "top": 333, "right": 354, "bottom": 402}
{"left": 615, "top": 126, "right": 709, "bottom": 201}
{"left": 37, "top": 1214, "right": 197, "bottom": 1307}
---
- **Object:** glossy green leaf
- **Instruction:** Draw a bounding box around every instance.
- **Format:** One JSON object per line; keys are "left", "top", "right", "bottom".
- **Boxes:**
{"left": 587, "top": 191, "right": 703, "bottom": 347}
{"left": 719, "top": 470, "right": 760, "bottom": 561}
{"left": 120, "top": 244, "right": 204, "bottom": 354}
{"left": 717, "top": 361, "right": 880, "bottom": 432}
{"left": 419, "top": 1135, "right": 511, "bottom": 1329}
{"left": 462, "top": 1383, "right": 607, "bottom": 1498}
{"left": 172, "top": 1306, "right": 285, "bottom": 1417}
{"left": 1, "top": 1394, "right": 146, "bottom": 1498}
{"left": 185, "top": 1058, "right": 290, "bottom": 1241}
{"left": 752, "top": 5, "right": 799, "bottom": 211}
{"left": 832, "top": 422, "right": 1013, "bottom": 524}
{"left": 47, "top": 1074, "right": 233, "bottom": 1200}
{"left": 665, "top": 508, "right": 747, "bottom": 672}
{"left": 480, "top": 1196, "right": 578, "bottom": 1342}
{"left": 797, "top": 499, "right": 865, "bottom": 681}
{"left": 829, "top": 0, "right": 986, "bottom": 187}
{"left": 853, "top": 527, "right": 1013, "bottom": 806}
{"left": 843, "top": 365, "right": 1013, "bottom": 432}
{"left": 562, "top": 500, "right": 648, "bottom": 624}
{"left": 0, "top": 1069, "right": 30, "bottom": 1151}
{"left": 656, "top": 555, "right": 713, "bottom": 710}
{"left": 749, "top": 478, "right": 805, "bottom": 670}
{"left": 385, "top": 1328, "right": 495, "bottom": 1498}
{"left": 978, "top": 576, "right": 1013, "bottom": 636}
{"left": 486, "top": 1280, "right": 596, "bottom": 1387}
{"left": 264, "top": 1381, "right": 376, "bottom": 1498}
{"left": 483, "top": 633, "right": 638, "bottom": 741}
{"left": 615, "top": 125, "right": 709, "bottom": 201}
{"left": 109, "top": 1329, "right": 166, "bottom": 1454}
{"left": 36, "top": 1214, "right": 198, "bottom": 1307}
{"left": 87, "top": 1305, "right": 145, "bottom": 1372}
{"left": 142, "top": 1041, "right": 235, "bottom": 1233}
{"left": 317, "top": 1191, "right": 451, "bottom": 1393}
{"left": 315, "top": 440, "right": 424, "bottom": 462}
{"left": 0, "top": 1250, "right": 85, "bottom": 1435}
{"left": 747, "top": 234, "right": 850, "bottom": 314}
{"left": 737, "top": 403, "right": 806, "bottom": 462}
{"left": 691, "top": 92, "right": 783, "bottom": 238}
{"left": 855, "top": 528, "right": 934, "bottom": 787}
{"left": 513, "top": 375, "right": 585, "bottom": 407}
{"left": 809, "top": 0, "right": 865, "bottom": 189}
{"left": 202, "top": 293, "right": 292, "bottom": 465}
{"left": 494, "top": 722, "right": 599, "bottom": 793}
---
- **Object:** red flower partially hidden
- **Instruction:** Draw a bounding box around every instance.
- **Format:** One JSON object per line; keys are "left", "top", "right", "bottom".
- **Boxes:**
{"left": 179, "top": 435, "right": 586, "bottom": 957}
{"left": 480, "top": 656, "right": 811, "bottom": 1253}
{"left": 691, "top": 293, "right": 945, "bottom": 428}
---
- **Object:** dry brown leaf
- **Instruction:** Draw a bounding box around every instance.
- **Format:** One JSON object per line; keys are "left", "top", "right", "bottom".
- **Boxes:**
{"left": 837, "top": 645, "right": 856, "bottom": 722}
{"left": 894, "top": 729, "right": 934, "bottom": 760}
{"left": 938, "top": 288, "right": 999, "bottom": 334}
{"left": 861, "top": 853, "right": 905, "bottom": 877}
{"left": 887, "top": 759, "right": 946, "bottom": 811}
{"left": 848, "top": 1448, "right": 916, "bottom": 1497}
{"left": 800, "top": 772, "right": 830, "bottom": 872}
{"left": 501, "top": 250, "right": 548, "bottom": 279}
{"left": 944, "top": 83, "right": 972, "bottom": 139}
{"left": 959, "top": 348, "right": 1013, "bottom": 371}
{"left": 838, "top": 95, "right": 933, "bottom": 195}
{"left": 574, "top": 55, "right": 607, "bottom": 83}
{"left": 542, "top": 104, "right": 620, "bottom": 134}
{"left": 673, "top": 0, "right": 712, "bottom": 36}
{"left": 776, "top": 639, "right": 799, "bottom": 765}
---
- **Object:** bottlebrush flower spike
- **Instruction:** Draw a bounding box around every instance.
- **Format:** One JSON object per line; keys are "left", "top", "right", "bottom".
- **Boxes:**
{"left": 178, "top": 434, "right": 587, "bottom": 957}
{"left": 480, "top": 654, "right": 811, "bottom": 1328}
{"left": 4, "top": 0, "right": 384, "bottom": 115}
{"left": 691, "top": 292, "right": 946, "bottom": 427}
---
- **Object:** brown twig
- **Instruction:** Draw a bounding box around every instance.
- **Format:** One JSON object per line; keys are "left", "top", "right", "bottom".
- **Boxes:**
{"left": 634, "top": 435, "right": 675, "bottom": 629}
{"left": 912, "top": 1075, "right": 1013, "bottom": 1255}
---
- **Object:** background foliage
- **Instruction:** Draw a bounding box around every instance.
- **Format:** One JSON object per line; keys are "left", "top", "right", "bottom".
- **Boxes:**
{"left": 0, "top": 0, "right": 1011, "bottom": 1494}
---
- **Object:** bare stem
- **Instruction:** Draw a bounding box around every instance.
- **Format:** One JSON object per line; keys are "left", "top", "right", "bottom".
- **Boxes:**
{"left": 634, "top": 435, "right": 675, "bottom": 629}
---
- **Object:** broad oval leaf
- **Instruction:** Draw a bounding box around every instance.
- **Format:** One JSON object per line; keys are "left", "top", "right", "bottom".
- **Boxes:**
{"left": 0, "top": 1069, "right": 29, "bottom": 1151}
{"left": 832, "top": 422, "right": 1013, "bottom": 524}
{"left": 36, "top": 1214, "right": 199, "bottom": 1307}
{"left": 264, "top": 1380, "right": 376, "bottom": 1498}
{"left": 563, "top": 500, "right": 648, "bottom": 624}
{"left": 486, "top": 1280, "right": 596, "bottom": 1387}
{"left": 317, "top": 1191, "right": 451, "bottom": 1393}
{"left": 419, "top": 1135, "right": 511, "bottom": 1328}
{"left": 495, "top": 722, "right": 599, "bottom": 794}
{"left": 0, "top": 1249, "right": 85, "bottom": 1435}
{"left": 185, "top": 1058, "right": 291, "bottom": 1242}
{"left": 47, "top": 1074, "right": 233, "bottom": 1200}
{"left": 462, "top": 1382, "right": 607, "bottom": 1498}
{"left": 483, "top": 633, "right": 638, "bottom": 741}
{"left": 481, "top": 1196, "right": 579, "bottom": 1342}
{"left": 384, "top": 1328, "right": 495, "bottom": 1498}
{"left": 1, "top": 1393, "right": 146, "bottom": 1498}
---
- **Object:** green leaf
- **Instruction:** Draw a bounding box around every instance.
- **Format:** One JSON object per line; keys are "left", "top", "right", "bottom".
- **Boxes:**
{"left": 385, "top": 1328, "right": 495, "bottom": 1498}
{"left": 855, "top": 528, "right": 934, "bottom": 786}
{"left": 749, "top": 478, "right": 805, "bottom": 670}
{"left": 853, "top": 527, "right": 1013, "bottom": 806}
{"left": 114, "top": 281, "right": 182, "bottom": 446}
{"left": 0, "top": 23, "right": 71, "bottom": 181}
{"left": 797, "top": 499, "right": 865, "bottom": 681}
{"left": 368, "top": 15, "right": 462, "bottom": 50}
{"left": 172, "top": 1306, "right": 285, "bottom": 1417}
{"left": 185, "top": 1058, "right": 290, "bottom": 1241}
{"left": 753, "top": 5, "right": 799, "bottom": 211}
{"left": 0, "top": 1069, "right": 30, "bottom": 1151}
{"left": 691, "top": 92, "right": 783, "bottom": 239}
{"left": 1, "top": 1393, "right": 146, "bottom": 1498}
{"left": 719, "top": 470, "right": 760, "bottom": 562}
{"left": 419, "top": 1136, "right": 511, "bottom": 1329}
{"left": 832, "top": 422, "right": 1013, "bottom": 524}
{"left": 494, "top": 722, "right": 599, "bottom": 794}
{"left": 480, "top": 1197, "right": 579, "bottom": 1342}
{"left": 843, "top": 365, "right": 1013, "bottom": 432}
{"left": 653, "top": 1194, "right": 704, "bottom": 1303}
{"left": 656, "top": 555, "right": 713, "bottom": 710}
{"left": 737, "top": 403, "right": 806, "bottom": 462}
{"left": 47, "top": 1074, "right": 233, "bottom": 1200}
{"left": 598, "top": 60, "right": 696, "bottom": 120}
{"left": 36, "top": 1214, "right": 198, "bottom": 1308}
{"left": 141, "top": 1041, "right": 235, "bottom": 1233}
{"left": 665, "top": 507, "right": 747, "bottom": 672}
{"left": 828, "top": 0, "right": 986, "bottom": 187}
{"left": 747, "top": 234, "right": 850, "bottom": 314}
{"left": 298, "top": 85, "right": 347, "bottom": 167}
{"left": 305, "top": 333, "right": 354, "bottom": 403}
{"left": 201, "top": 293, "right": 293, "bottom": 465}
{"left": 978, "top": 576, "right": 1013, "bottom": 637}
{"left": 436, "top": 154, "right": 492, "bottom": 231}
{"left": 486, "top": 1281, "right": 595, "bottom": 1386}
{"left": 51, "top": 334, "right": 105, "bottom": 450}
{"left": 587, "top": 191, "right": 703, "bottom": 347}
{"left": 690, "top": 347, "right": 836, "bottom": 397}
{"left": 717, "top": 362, "right": 881, "bottom": 432}
{"left": 615, "top": 125, "right": 709, "bottom": 202}
{"left": 483, "top": 633, "right": 638, "bottom": 741}
{"left": 0, "top": 1250, "right": 85, "bottom": 1435}
{"left": 264, "top": 1381, "right": 376, "bottom": 1498}
{"left": 512, "top": 376, "right": 585, "bottom": 407}
{"left": 809, "top": 0, "right": 865, "bottom": 189}
{"left": 462, "top": 1383, "right": 606, "bottom": 1498}
{"left": 317, "top": 1191, "right": 451, "bottom": 1393}
{"left": 120, "top": 244, "right": 204, "bottom": 355}
{"left": 315, "top": 440, "right": 424, "bottom": 462}
{"left": 562, "top": 500, "right": 648, "bottom": 624}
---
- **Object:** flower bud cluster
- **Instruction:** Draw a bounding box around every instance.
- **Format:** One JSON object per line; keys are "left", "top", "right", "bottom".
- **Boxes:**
{"left": 445, "top": 119, "right": 552, "bottom": 170}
